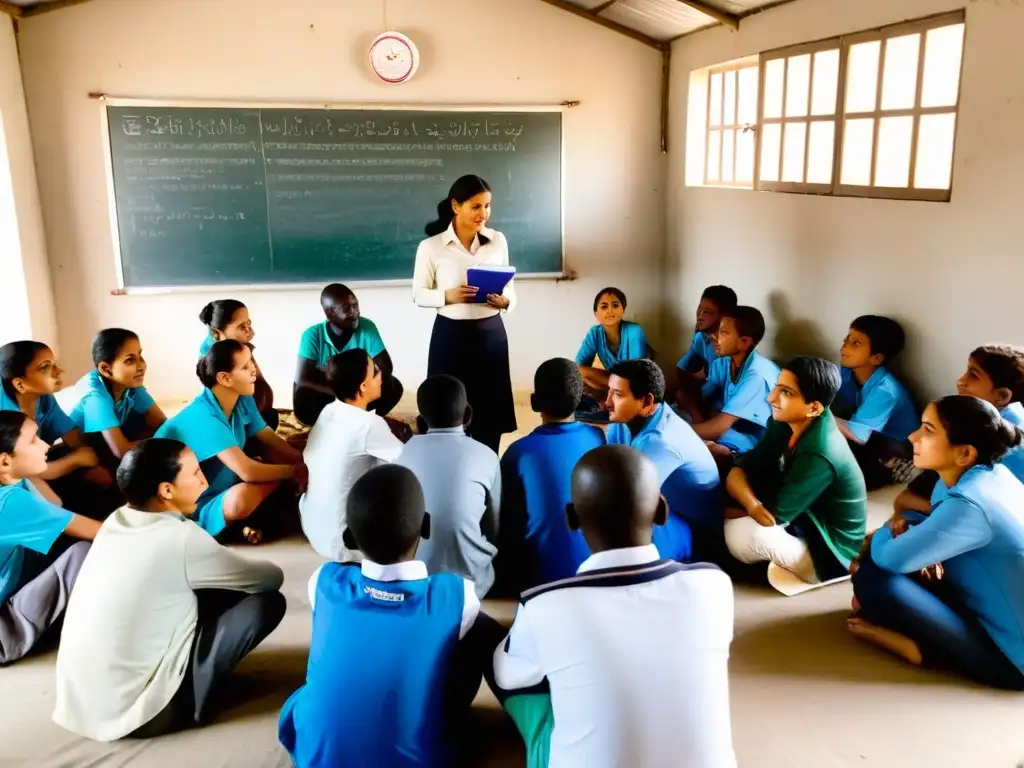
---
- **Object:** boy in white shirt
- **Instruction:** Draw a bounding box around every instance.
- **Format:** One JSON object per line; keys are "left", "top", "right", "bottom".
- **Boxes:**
{"left": 491, "top": 445, "right": 737, "bottom": 768}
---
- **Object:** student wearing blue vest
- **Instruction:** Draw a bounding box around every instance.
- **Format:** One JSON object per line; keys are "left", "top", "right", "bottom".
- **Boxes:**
{"left": 497, "top": 359, "right": 604, "bottom": 593}
{"left": 198, "top": 300, "right": 277, "bottom": 431}
{"left": 0, "top": 411, "right": 98, "bottom": 664}
{"left": 682, "top": 306, "right": 781, "bottom": 460}
{"left": 851, "top": 396, "right": 1024, "bottom": 690}
{"left": 834, "top": 315, "right": 919, "bottom": 489}
{"left": 575, "top": 288, "right": 648, "bottom": 419}
{"left": 293, "top": 284, "right": 403, "bottom": 427}
{"left": 156, "top": 341, "right": 306, "bottom": 543}
{"left": 605, "top": 359, "right": 722, "bottom": 561}
{"left": 280, "top": 464, "right": 505, "bottom": 768}
{"left": 673, "top": 285, "right": 737, "bottom": 410}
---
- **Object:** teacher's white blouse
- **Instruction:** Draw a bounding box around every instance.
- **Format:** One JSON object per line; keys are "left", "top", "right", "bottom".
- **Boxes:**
{"left": 412, "top": 223, "right": 517, "bottom": 320}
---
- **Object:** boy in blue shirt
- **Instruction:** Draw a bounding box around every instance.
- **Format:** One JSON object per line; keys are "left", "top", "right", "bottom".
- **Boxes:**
{"left": 675, "top": 285, "right": 737, "bottom": 386}
{"left": 834, "top": 315, "right": 919, "bottom": 489}
{"left": 497, "top": 359, "right": 604, "bottom": 592}
{"left": 293, "top": 283, "right": 404, "bottom": 426}
{"left": 279, "top": 464, "right": 504, "bottom": 768}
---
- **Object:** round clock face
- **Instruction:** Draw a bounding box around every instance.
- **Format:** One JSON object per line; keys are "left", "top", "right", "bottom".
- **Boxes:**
{"left": 368, "top": 32, "right": 420, "bottom": 84}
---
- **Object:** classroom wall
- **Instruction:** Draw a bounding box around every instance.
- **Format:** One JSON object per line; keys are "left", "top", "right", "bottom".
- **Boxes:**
{"left": 668, "top": 0, "right": 1024, "bottom": 401}
{"left": 0, "top": 14, "right": 57, "bottom": 347}
{"left": 16, "top": 0, "right": 666, "bottom": 405}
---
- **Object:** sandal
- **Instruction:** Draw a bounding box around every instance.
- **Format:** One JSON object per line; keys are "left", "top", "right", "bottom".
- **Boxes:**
{"left": 241, "top": 526, "right": 263, "bottom": 545}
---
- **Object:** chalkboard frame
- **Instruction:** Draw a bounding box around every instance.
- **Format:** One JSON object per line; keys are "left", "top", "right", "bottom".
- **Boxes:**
{"left": 99, "top": 96, "right": 570, "bottom": 294}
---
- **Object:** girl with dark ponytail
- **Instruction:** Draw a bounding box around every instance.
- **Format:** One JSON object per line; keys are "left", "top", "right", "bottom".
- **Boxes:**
{"left": 850, "top": 395, "right": 1024, "bottom": 690}
{"left": 155, "top": 340, "right": 305, "bottom": 544}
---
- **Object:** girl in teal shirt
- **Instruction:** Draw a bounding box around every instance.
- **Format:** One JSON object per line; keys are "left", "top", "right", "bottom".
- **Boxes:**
{"left": 156, "top": 340, "right": 305, "bottom": 543}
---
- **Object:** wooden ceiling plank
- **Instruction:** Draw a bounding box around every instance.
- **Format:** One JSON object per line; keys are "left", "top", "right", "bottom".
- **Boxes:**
{"left": 672, "top": 0, "right": 740, "bottom": 29}
{"left": 20, "top": 0, "right": 97, "bottom": 18}
{"left": 535, "top": 0, "right": 665, "bottom": 50}
{"left": 0, "top": 1, "right": 23, "bottom": 19}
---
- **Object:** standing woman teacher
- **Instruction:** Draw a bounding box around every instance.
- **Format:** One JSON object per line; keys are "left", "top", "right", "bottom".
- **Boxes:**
{"left": 412, "top": 175, "right": 516, "bottom": 454}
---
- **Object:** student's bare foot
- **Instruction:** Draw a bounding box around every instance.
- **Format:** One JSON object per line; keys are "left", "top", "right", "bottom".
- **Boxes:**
{"left": 241, "top": 526, "right": 263, "bottom": 545}
{"left": 847, "top": 617, "right": 923, "bottom": 665}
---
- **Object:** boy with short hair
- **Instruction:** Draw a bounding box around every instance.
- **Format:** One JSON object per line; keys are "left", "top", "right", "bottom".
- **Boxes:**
{"left": 834, "top": 315, "right": 919, "bottom": 489}
{"left": 395, "top": 375, "right": 501, "bottom": 598}
{"left": 724, "top": 357, "right": 868, "bottom": 595}
{"left": 491, "top": 445, "right": 737, "bottom": 768}
{"left": 685, "top": 305, "right": 781, "bottom": 458}
{"left": 280, "top": 464, "right": 503, "bottom": 768}
{"left": 676, "top": 284, "right": 738, "bottom": 384}
{"left": 498, "top": 359, "right": 604, "bottom": 592}
{"left": 606, "top": 358, "right": 721, "bottom": 560}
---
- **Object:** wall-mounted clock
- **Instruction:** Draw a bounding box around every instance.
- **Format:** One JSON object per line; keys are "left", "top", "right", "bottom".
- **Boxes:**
{"left": 368, "top": 32, "right": 420, "bottom": 84}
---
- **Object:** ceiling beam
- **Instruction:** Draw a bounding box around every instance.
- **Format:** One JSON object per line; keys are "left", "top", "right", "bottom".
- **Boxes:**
{"left": 535, "top": 0, "right": 665, "bottom": 51}
{"left": 672, "top": 0, "right": 739, "bottom": 29}
{"left": 592, "top": 0, "right": 618, "bottom": 12}
{"left": 0, "top": 1, "right": 22, "bottom": 18}
{"left": 20, "top": 0, "right": 97, "bottom": 18}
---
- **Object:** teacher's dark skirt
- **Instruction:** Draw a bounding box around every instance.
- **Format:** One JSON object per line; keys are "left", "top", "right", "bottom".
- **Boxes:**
{"left": 428, "top": 314, "right": 516, "bottom": 454}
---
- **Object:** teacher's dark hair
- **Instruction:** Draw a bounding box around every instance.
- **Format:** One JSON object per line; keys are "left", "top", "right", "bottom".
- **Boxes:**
{"left": 196, "top": 339, "right": 246, "bottom": 389}
{"left": 0, "top": 340, "right": 50, "bottom": 402}
{"left": 117, "top": 438, "right": 188, "bottom": 506}
{"left": 424, "top": 175, "right": 492, "bottom": 237}
{"left": 933, "top": 395, "right": 1024, "bottom": 467}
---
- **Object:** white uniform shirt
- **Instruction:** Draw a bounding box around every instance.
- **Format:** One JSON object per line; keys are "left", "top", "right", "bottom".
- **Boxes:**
{"left": 492, "top": 545, "right": 737, "bottom": 768}
{"left": 412, "top": 223, "right": 517, "bottom": 320}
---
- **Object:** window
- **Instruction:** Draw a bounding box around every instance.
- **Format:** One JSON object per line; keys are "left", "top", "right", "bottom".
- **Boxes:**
{"left": 704, "top": 63, "right": 759, "bottom": 187}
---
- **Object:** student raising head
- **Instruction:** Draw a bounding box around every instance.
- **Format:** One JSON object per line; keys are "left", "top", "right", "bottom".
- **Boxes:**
{"left": 851, "top": 395, "right": 1024, "bottom": 690}
{"left": 575, "top": 287, "right": 649, "bottom": 411}
{"left": 676, "top": 284, "right": 738, "bottom": 382}
{"left": 155, "top": 340, "right": 305, "bottom": 543}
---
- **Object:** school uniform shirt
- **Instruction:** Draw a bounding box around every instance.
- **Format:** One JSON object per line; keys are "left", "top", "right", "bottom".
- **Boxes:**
{"left": 395, "top": 428, "right": 501, "bottom": 598}
{"left": 677, "top": 331, "right": 718, "bottom": 374}
{"left": 53, "top": 507, "right": 282, "bottom": 741}
{"left": 575, "top": 321, "right": 648, "bottom": 371}
{"left": 492, "top": 546, "right": 737, "bottom": 768}
{"left": 499, "top": 422, "right": 605, "bottom": 590}
{"left": 412, "top": 223, "right": 517, "bottom": 320}
{"left": 701, "top": 351, "right": 781, "bottom": 453}
{"left": 64, "top": 370, "right": 155, "bottom": 435}
{"left": 154, "top": 389, "right": 267, "bottom": 535}
{"left": 280, "top": 559, "right": 479, "bottom": 768}
{"left": 0, "top": 390, "right": 75, "bottom": 445}
{"left": 1000, "top": 402, "right": 1024, "bottom": 483}
{"left": 738, "top": 409, "right": 868, "bottom": 568}
{"left": 299, "top": 400, "right": 404, "bottom": 561}
{"left": 871, "top": 463, "right": 1024, "bottom": 673}
{"left": 607, "top": 403, "right": 722, "bottom": 528}
{"left": 0, "top": 480, "right": 73, "bottom": 604}
{"left": 198, "top": 334, "right": 214, "bottom": 356}
{"left": 837, "top": 366, "right": 919, "bottom": 443}
{"left": 298, "top": 318, "right": 387, "bottom": 371}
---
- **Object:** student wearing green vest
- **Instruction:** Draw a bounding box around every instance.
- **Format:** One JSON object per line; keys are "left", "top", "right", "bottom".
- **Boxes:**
{"left": 293, "top": 284, "right": 404, "bottom": 427}
{"left": 724, "top": 356, "right": 867, "bottom": 595}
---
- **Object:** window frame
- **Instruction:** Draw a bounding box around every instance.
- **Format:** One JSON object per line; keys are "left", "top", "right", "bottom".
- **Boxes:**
{"left": 703, "top": 61, "right": 760, "bottom": 188}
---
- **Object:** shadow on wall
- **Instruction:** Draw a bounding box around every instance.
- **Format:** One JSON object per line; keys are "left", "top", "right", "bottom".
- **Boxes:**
{"left": 767, "top": 290, "right": 831, "bottom": 363}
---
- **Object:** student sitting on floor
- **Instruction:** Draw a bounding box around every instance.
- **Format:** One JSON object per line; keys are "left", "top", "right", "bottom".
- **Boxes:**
{"left": 293, "top": 283, "right": 403, "bottom": 427}
{"left": 575, "top": 287, "right": 648, "bottom": 417}
{"left": 53, "top": 438, "right": 286, "bottom": 740}
{"left": 0, "top": 412, "right": 98, "bottom": 665}
{"left": 674, "top": 285, "right": 738, "bottom": 405}
{"left": 491, "top": 445, "right": 737, "bottom": 768}
{"left": 300, "top": 349, "right": 405, "bottom": 562}
{"left": 605, "top": 359, "right": 721, "bottom": 561}
{"left": 724, "top": 357, "right": 867, "bottom": 594}
{"left": 897, "top": 344, "right": 1024, "bottom": 514}
{"left": 850, "top": 396, "right": 1024, "bottom": 691}
{"left": 834, "top": 315, "right": 919, "bottom": 489}
{"left": 396, "top": 375, "right": 501, "bottom": 599}
{"left": 683, "top": 306, "right": 780, "bottom": 460}
{"left": 1, "top": 340, "right": 116, "bottom": 518}
{"left": 156, "top": 341, "right": 306, "bottom": 544}
{"left": 280, "top": 464, "right": 505, "bottom": 768}
{"left": 199, "top": 300, "right": 277, "bottom": 431}
{"left": 63, "top": 329, "right": 166, "bottom": 470}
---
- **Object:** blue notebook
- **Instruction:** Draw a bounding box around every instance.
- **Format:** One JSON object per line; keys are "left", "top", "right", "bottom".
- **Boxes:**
{"left": 467, "top": 265, "right": 516, "bottom": 303}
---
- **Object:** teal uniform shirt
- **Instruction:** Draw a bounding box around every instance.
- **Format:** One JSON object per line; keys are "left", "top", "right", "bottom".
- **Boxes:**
{"left": 701, "top": 351, "right": 781, "bottom": 453}
{"left": 298, "top": 319, "right": 386, "bottom": 370}
{"left": 65, "top": 370, "right": 155, "bottom": 435}
{"left": 575, "top": 321, "right": 649, "bottom": 371}
{"left": 0, "top": 480, "right": 73, "bottom": 603}
{"left": 0, "top": 389, "right": 75, "bottom": 445}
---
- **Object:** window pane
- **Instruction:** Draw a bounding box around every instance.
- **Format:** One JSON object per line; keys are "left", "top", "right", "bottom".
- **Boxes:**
{"left": 841, "top": 118, "right": 875, "bottom": 186}
{"left": 785, "top": 54, "right": 811, "bottom": 117}
{"left": 722, "top": 129, "right": 735, "bottom": 182}
{"left": 875, "top": 116, "right": 914, "bottom": 187}
{"left": 915, "top": 112, "right": 957, "bottom": 189}
{"left": 763, "top": 59, "right": 785, "bottom": 119}
{"left": 807, "top": 121, "right": 835, "bottom": 184}
{"left": 759, "top": 123, "right": 782, "bottom": 182}
{"left": 811, "top": 49, "right": 840, "bottom": 116}
{"left": 736, "top": 127, "right": 755, "bottom": 184}
{"left": 724, "top": 70, "right": 737, "bottom": 125}
{"left": 846, "top": 41, "right": 881, "bottom": 113}
{"left": 706, "top": 129, "right": 721, "bottom": 181}
{"left": 709, "top": 72, "right": 723, "bottom": 127}
{"left": 921, "top": 24, "right": 965, "bottom": 108}
{"left": 881, "top": 34, "right": 921, "bottom": 111}
{"left": 738, "top": 66, "right": 759, "bottom": 125}
{"left": 782, "top": 121, "right": 807, "bottom": 183}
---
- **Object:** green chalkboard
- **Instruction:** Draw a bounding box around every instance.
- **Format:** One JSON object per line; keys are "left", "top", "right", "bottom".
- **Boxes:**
{"left": 106, "top": 105, "right": 563, "bottom": 288}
